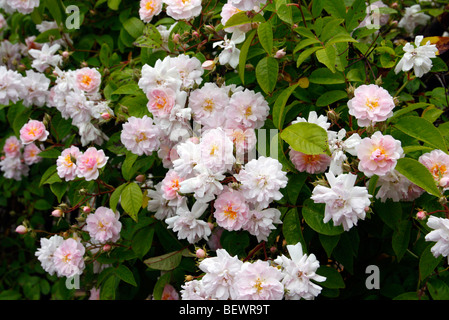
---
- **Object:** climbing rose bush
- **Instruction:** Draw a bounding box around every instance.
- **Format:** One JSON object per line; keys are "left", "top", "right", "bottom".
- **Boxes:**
{"left": 1, "top": 0, "right": 449, "bottom": 301}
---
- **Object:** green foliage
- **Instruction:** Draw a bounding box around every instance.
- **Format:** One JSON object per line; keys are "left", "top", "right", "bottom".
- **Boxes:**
{"left": 1, "top": 0, "right": 449, "bottom": 302}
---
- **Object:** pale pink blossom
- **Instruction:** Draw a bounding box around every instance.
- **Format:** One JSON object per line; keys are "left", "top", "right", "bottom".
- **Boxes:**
{"left": 229, "top": 0, "right": 267, "bottom": 11}
{"left": 8, "top": 0, "right": 39, "bottom": 14}
{"left": 28, "top": 43, "right": 62, "bottom": 72}
{"left": 53, "top": 238, "right": 85, "bottom": 278}
{"left": 189, "top": 83, "right": 229, "bottom": 126}
{"left": 84, "top": 207, "right": 122, "bottom": 244}
{"left": 233, "top": 260, "right": 284, "bottom": 300}
{"left": 243, "top": 207, "right": 282, "bottom": 242}
{"left": 425, "top": 216, "right": 449, "bottom": 259}
{"left": 356, "top": 131, "right": 403, "bottom": 177}
{"left": 274, "top": 242, "right": 326, "bottom": 300}
{"left": 213, "top": 190, "right": 250, "bottom": 231}
{"left": 235, "top": 156, "right": 288, "bottom": 209}
{"left": 139, "top": 0, "right": 163, "bottom": 23}
{"left": 161, "top": 284, "right": 180, "bottom": 300}
{"left": 163, "top": 0, "right": 202, "bottom": 21}
{"left": 3, "top": 136, "right": 21, "bottom": 158}
{"left": 23, "top": 143, "right": 42, "bottom": 165}
{"left": 167, "top": 54, "right": 204, "bottom": 90}
{"left": 120, "top": 115, "right": 161, "bottom": 156}
{"left": 311, "top": 172, "right": 372, "bottom": 231}
{"left": 419, "top": 149, "right": 449, "bottom": 188}
{"left": 199, "top": 128, "right": 235, "bottom": 174}
{"left": 0, "top": 66, "right": 26, "bottom": 106}
{"left": 75, "top": 147, "right": 108, "bottom": 181}
{"left": 35, "top": 235, "right": 64, "bottom": 276}
{"left": 19, "top": 120, "right": 49, "bottom": 145}
{"left": 198, "top": 249, "right": 243, "bottom": 300}
{"left": 289, "top": 149, "right": 331, "bottom": 174}
{"left": 165, "top": 199, "right": 212, "bottom": 244}
{"left": 225, "top": 127, "right": 257, "bottom": 159}
{"left": 75, "top": 67, "right": 102, "bottom": 93}
{"left": 15, "top": 225, "right": 28, "bottom": 234}
{"left": 146, "top": 87, "right": 176, "bottom": 119}
{"left": 160, "top": 169, "right": 185, "bottom": 202}
{"left": 221, "top": 2, "right": 252, "bottom": 33}
{"left": 0, "top": 155, "right": 29, "bottom": 180}
{"left": 56, "top": 146, "right": 82, "bottom": 181}
{"left": 22, "top": 70, "right": 50, "bottom": 107}
{"left": 226, "top": 89, "right": 270, "bottom": 130}
{"left": 347, "top": 84, "right": 395, "bottom": 127}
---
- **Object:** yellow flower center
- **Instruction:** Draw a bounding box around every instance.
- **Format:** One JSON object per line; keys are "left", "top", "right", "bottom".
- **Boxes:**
{"left": 253, "top": 278, "right": 264, "bottom": 293}
{"left": 203, "top": 99, "right": 214, "bottom": 112}
{"left": 81, "top": 74, "right": 92, "bottom": 87}
{"left": 224, "top": 205, "right": 237, "bottom": 220}
{"left": 365, "top": 98, "right": 379, "bottom": 110}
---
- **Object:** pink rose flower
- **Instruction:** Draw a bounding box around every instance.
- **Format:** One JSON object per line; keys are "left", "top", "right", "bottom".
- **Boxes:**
{"left": 75, "top": 67, "right": 102, "bottom": 93}
{"left": 85, "top": 206, "right": 122, "bottom": 244}
{"left": 146, "top": 87, "right": 176, "bottom": 119}
{"left": 289, "top": 149, "right": 331, "bottom": 174}
{"left": 419, "top": 149, "right": 449, "bottom": 188}
{"left": 53, "top": 238, "right": 85, "bottom": 278}
{"left": 161, "top": 169, "right": 184, "bottom": 201}
{"left": 120, "top": 115, "right": 161, "bottom": 156}
{"left": 348, "top": 84, "right": 395, "bottom": 127}
{"left": 213, "top": 190, "right": 250, "bottom": 231}
{"left": 139, "top": 0, "right": 162, "bottom": 23}
{"left": 75, "top": 147, "right": 108, "bottom": 181}
{"left": 356, "top": 131, "right": 403, "bottom": 177}
{"left": 3, "top": 136, "right": 22, "bottom": 158}
{"left": 57, "top": 146, "right": 82, "bottom": 181}
{"left": 19, "top": 120, "right": 49, "bottom": 145}
{"left": 23, "top": 143, "right": 42, "bottom": 165}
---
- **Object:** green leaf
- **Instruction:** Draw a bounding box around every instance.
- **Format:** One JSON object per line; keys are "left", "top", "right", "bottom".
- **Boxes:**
{"left": 258, "top": 21, "right": 273, "bottom": 55}
{"left": 293, "top": 38, "right": 321, "bottom": 54}
{"left": 419, "top": 244, "right": 443, "bottom": 280}
{"left": 132, "top": 225, "right": 155, "bottom": 259}
{"left": 316, "top": 90, "right": 347, "bottom": 107}
{"left": 39, "top": 165, "right": 62, "bottom": 187}
{"left": 393, "top": 292, "right": 428, "bottom": 300}
{"left": 388, "top": 103, "right": 431, "bottom": 123}
{"left": 272, "top": 83, "right": 300, "bottom": 129}
{"left": 322, "top": 0, "right": 347, "bottom": 19}
{"left": 110, "top": 183, "right": 126, "bottom": 212}
{"left": 392, "top": 220, "right": 411, "bottom": 262}
{"left": 276, "top": 2, "right": 293, "bottom": 25}
{"left": 120, "top": 182, "right": 143, "bottom": 222}
{"left": 50, "top": 182, "right": 67, "bottom": 203}
{"left": 256, "top": 57, "right": 279, "bottom": 94}
{"left": 100, "top": 274, "right": 118, "bottom": 300}
{"left": 296, "top": 46, "right": 321, "bottom": 68}
{"left": 326, "top": 33, "right": 358, "bottom": 46}
{"left": 302, "top": 199, "right": 344, "bottom": 236}
{"left": 107, "top": 0, "right": 121, "bottom": 10}
{"left": 114, "top": 265, "right": 137, "bottom": 287}
{"left": 112, "top": 83, "right": 141, "bottom": 96}
{"left": 317, "top": 266, "right": 345, "bottom": 289}
{"left": 427, "top": 278, "right": 449, "bottom": 300}
{"left": 38, "top": 147, "right": 61, "bottom": 159}
{"left": 394, "top": 116, "right": 447, "bottom": 151}
{"left": 239, "top": 29, "right": 257, "bottom": 84}
{"left": 319, "top": 234, "right": 340, "bottom": 257}
{"left": 153, "top": 272, "right": 172, "bottom": 300}
{"left": 280, "top": 122, "right": 331, "bottom": 155}
{"left": 315, "top": 46, "right": 337, "bottom": 72}
{"left": 123, "top": 17, "right": 144, "bottom": 39}
{"left": 224, "top": 11, "right": 265, "bottom": 29}
{"left": 374, "top": 200, "right": 402, "bottom": 230}
{"left": 282, "top": 208, "right": 306, "bottom": 247}
{"left": 45, "top": 0, "right": 63, "bottom": 25}
{"left": 144, "top": 250, "right": 184, "bottom": 271}
{"left": 395, "top": 158, "right": 442, "bottom": 198}
{"left": 0, "top": 290, "right": 21, "bottom": 300}
{"left": 221, "top": 230, "right": 250, "bottom": 258}
{"left": 122, "top": 151, "right": 139, "bottom": 181}
{"left": 309, "top": 68, "right": 346, "bottom": 84}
